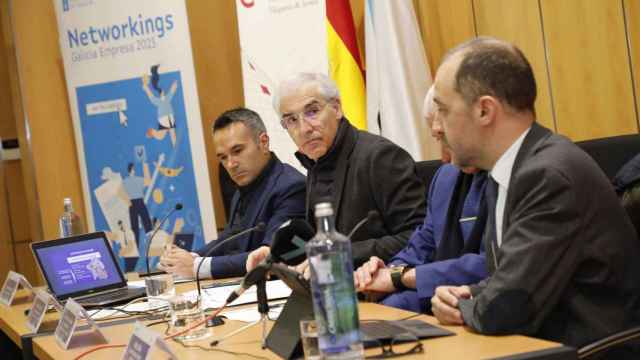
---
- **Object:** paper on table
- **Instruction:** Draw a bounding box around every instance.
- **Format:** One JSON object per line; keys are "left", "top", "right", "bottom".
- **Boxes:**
{"left": 127, "top": 280, "right": 146, "bottom": 288}
{"left": 222, "top": 299, "right": 286, "bottom": 323}
{"left": 127, "top": 274, "right": 192, "bottom": 289}
{"left": 184, "top": 279, "right": 292, "bottom": 310}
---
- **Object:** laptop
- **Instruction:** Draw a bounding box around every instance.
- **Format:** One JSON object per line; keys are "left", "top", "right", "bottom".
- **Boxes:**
{"left": 31, "top": 231, "right": 146, "bottom": 307}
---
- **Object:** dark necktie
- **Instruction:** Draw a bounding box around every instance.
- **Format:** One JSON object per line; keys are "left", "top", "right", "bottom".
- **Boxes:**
{"left": 484, "top": 175, "right": 499, "bottom": 272}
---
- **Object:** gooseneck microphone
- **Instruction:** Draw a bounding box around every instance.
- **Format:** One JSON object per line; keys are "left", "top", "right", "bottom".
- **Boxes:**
{"left": 196, "top": 222, "right": 266, "bottom": 297}
{"left": 225, "top": 262, "right": 272, "bottom": 304}
{"left": 143, "top": 203, "right": 183, "bottom": 276}
{"left": 347, "top": 210, "right": 379, "bottom": 239}
{"left": 225, "top": 218, "right": 315, "bottom": 304}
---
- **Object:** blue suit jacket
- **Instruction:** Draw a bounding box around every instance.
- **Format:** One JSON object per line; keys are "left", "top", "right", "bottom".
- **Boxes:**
{"left": 197, "top": 158, "right": 306, "bottom": 278}
{"left": 389, "top": 164, "right": 488, "bottom": 301}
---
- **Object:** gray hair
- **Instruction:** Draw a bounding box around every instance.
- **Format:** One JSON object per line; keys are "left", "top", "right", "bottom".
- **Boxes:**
{"left": 273, "top": 72, "right": 341, "bottom": 115}
{"left": 213, "top": 107, "right": 267, "bottom": 143}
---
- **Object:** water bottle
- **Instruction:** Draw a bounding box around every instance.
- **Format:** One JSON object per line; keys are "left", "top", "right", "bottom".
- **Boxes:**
{"left": 59, "top": 198, "right": 84, "bottom": 237}
{"left": 306, "top": 202, "right": 363, "bottom": 359}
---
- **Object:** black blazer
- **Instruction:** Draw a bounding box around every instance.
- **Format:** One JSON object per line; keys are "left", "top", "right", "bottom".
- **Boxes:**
{"left": 197, "top": 158, "right": 306, "bottom": 278}
{"left": 302, "top": 119, "right": 426, "bottom": 268}
{"left": 460, "top": 123, "right": 640, "bottom": 350}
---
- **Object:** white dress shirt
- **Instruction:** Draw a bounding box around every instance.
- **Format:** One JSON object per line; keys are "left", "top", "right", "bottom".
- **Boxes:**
{"left": 489, "top": 127, "right": 531, "bottom": 247}
{"left": 192, "top": 254, "right": 213, "bottom": 279}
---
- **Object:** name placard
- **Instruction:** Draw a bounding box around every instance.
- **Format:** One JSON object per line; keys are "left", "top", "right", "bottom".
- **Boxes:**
{"left": 54, "top": 298, "right": 107, "bottom": 350}
{"left": 122, "top": 322, "right": 177, "bottom": 360}
{"left": 26, "top": 290, "right": 49, "bottom": 333}
{"left": 0, "top": 271, "right": 33, "bottom": 306}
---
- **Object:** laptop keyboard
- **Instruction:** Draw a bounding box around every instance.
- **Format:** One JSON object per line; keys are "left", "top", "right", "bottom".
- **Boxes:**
{"left": 361, "top": 321, "right": 410, "bottom": 340}
{"left": 77, "top": 287, "right": 145, "bottom": 306}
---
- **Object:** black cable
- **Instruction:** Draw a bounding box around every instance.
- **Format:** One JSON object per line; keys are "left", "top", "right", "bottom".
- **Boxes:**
{"left": 100, "top": 306, "right": 168, "bottom": 317}
{"left": 89, "top": 305, "right": 169, "bottom": 321}
{"left": 145, "top": 203, "right": 182, "bottom": 274}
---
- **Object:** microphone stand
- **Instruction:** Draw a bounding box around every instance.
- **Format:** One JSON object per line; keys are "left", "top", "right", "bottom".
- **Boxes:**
{"left": 347, "top": 210, "right": 379, "bottom": 239}
{"left": 256, "top": 279, "right": 269, "bottom": 348}
{"left": 143, "top": 203, "right": 182, "bottom": 276}
{"left": 210, "top": 271, "right": 271, "bottom": 348}
{"left": 196, "top": 222, "right": 265, "bottom": 297}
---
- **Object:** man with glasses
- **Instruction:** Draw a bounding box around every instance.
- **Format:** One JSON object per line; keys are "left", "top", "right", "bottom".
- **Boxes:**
{"left": 247, "top": 72, "right": 425, "bottom": 270}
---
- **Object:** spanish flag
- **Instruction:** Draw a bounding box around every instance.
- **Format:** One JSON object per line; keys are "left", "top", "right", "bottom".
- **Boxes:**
{"left": 326, "top": 0, "right": 367, "bottom": 130}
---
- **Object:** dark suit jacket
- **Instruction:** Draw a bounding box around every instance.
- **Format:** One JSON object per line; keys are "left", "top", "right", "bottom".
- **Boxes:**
{"left": 197, "top": 158, "right": 306, "bottom": 278}
{"left": 459, "top": 123, "right": 640, "bottom": 350}
{"left": 390, "top": 164, "right": 488, "bottom": 300}
{"left": 301, "top": 119, "right": 426, "bottom": 268}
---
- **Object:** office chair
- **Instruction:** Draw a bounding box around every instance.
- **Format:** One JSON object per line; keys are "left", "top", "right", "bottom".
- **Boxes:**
{"left": 577, "top": 326, "right": 640, "bottom": 359}
{"left": 414, "top": 159, "right": 442, "bottom": 190}
{"left": 575, "top": 134, "right": 640, "bottom": 180}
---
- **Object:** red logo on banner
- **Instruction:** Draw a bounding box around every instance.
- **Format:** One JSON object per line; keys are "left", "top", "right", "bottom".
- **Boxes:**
{"left": 239, "top": 0, "right": 255, "bottom": 8}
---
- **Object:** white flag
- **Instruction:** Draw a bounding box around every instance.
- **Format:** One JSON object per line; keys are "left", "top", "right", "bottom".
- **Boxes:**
{"left": 365, "top": 0, "right": 438, "bottom": 161}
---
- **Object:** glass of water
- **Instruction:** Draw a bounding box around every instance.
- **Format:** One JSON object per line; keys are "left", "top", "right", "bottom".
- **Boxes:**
{"left": 300, "top": 319, "right": 322, "bottom": 359}
{"left": 144, "top": 273, "right": 175, "bottom": 309}
{"left": 169, "top": 294, "right": 210, "bottom": 341}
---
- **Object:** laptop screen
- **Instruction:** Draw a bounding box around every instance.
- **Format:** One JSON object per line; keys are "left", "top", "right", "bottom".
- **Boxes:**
{"left": 32, "top": 232, "right": 126, "bottom": 299}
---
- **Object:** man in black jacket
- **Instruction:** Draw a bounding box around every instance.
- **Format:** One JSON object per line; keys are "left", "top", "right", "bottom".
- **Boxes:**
{"left": 247, "top": 73, "right": 425, "bottom": 270}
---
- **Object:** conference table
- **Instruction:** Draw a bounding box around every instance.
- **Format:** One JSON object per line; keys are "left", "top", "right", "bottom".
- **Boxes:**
{"left": 0, "top": 281, "right": 577, "bottom": 359}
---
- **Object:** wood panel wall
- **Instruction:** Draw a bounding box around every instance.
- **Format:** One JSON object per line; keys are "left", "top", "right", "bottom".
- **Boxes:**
{"left": 0, "top": 160, "right": 15, "bottom": 282}
{"left": 414, "top": 0, "right": 477, "bottom": 75}
{"left": 473, "top": 0, "right": 555, "bottom": 131}
{"left": 10, "top": 0, "right": 85, "bottom": 244}
{"left": 185, "top": 1, "right": 244, "bottom": 229}
{"left": 411, "top": 0, "right": 640, "bottom": 140}
{"left": 1, "top": 0, "right": 39, "bottom": 284}
{"left": 624, "top": 0, "right": 640, "bottom": 131}
{"left": 0, "top": 4, "right": 15, "bottom": 141}
{"left": 0, "top": 0, "right": 16, "bottom": 283}
{"left": 540, "top": 0, "right": 638, "bottom": 140}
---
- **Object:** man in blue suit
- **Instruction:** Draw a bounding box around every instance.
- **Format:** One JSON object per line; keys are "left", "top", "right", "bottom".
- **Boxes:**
{"left": 354, "top": 87, "right": 488, "bottom": 313}
{"left": 159, "top": 108, "right": 306, "bottom": 279}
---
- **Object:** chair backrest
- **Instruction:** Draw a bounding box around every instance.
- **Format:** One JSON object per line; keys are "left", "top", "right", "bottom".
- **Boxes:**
{"left": 415, "top": 159, "right": 442, "bottom": 190}
{"left": 575, "top": 134, "right": 640, "bottom": 180}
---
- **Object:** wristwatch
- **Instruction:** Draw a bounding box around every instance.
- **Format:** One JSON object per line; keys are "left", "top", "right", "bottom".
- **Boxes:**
{"left": 389, "top": 264, "right": 413, "bottom": 291}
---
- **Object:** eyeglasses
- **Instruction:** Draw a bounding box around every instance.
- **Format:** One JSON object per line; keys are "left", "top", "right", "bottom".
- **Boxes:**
{"left": 367, "top": 335, "right": 424, "bottom": 359}
{"left": 361, "top": 320, "right": 425, "bottom": 359}
{"left": 280, "top": 100, "right": 329, "bottom": 130}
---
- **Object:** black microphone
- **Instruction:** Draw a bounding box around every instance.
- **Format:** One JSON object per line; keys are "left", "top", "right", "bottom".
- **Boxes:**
{"left": 347, "top": 210, "right": 379, "bottom": 239}
{"left": 269, "top": 219, "right": 315, "bottom": 266}
{"left": 224, "top": 219, "right": 315, "bottom": 303}
{"left": 143, "top": 203, "right": 183, "bottom": 275}
{"left": 196, "top": 222, "right": 266, "bottom": 297}
{"left": 225, "top": 261, "right": 271, "bottom": 304}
